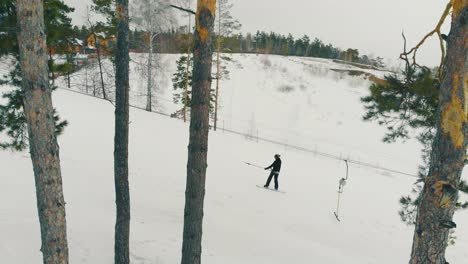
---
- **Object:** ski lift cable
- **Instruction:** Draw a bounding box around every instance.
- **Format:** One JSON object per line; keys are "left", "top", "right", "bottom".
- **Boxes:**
{"left": 247, "top": 135, "right": 419, "bottom": 179}
{"left": 57, "top": 87, "right": 419, "bottom": 180}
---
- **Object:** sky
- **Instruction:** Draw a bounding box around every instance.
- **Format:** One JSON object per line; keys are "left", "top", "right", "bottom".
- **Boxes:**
{"left": 65, "top": 0, "right": 451, "bottom": 67}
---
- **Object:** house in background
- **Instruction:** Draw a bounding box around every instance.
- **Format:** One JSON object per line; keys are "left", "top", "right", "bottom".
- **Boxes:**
{"left": 47, "top": 38, "right": 84, "bottom": 56}
{"left": 87, "top": 32, "right": 117, "bottom": 51}
{"left": 69, "top": 38, "right": 84, "bottom": 53}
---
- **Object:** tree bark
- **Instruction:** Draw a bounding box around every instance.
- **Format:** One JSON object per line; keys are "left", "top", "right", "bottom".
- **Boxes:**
{"left": 67, "top": 71, "right": 70, "bottom": 89}
{"left": 49, "top": 52, "right": 55, "bottom": 84}
{"left": 114, "top": 0, "right": 130, "bottom": 263}
{"left": 184, "top": 52, "right": 190, "bottom": 123}
{"left": 95, "top": 35, "right": 107, "bottom": 100}
{"left": 146, "top": 32, "right": 153, "bottom": 112}
{"left": 16, "top": 0, "right": 69, "bottom": 263}
{"left": 184, "top": 15, "right": 192, "bottom": 123}
{"left": 181, "top": 1, "right": 216, "bottom": 264}
{"left": 409, "top": 2, "right": 467, "bottom": 264}
{"left": 214, "top": 2, "right": 221, "bottom": 131}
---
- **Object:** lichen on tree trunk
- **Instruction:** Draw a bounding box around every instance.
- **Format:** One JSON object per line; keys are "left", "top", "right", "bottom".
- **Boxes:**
{"left": 16, "top": 0, "right": 69, "bottom": 263}
{"left": 409, "top": 2, "right": 467, "bottom": 263}
{"left": 181, "top": 1, "right": 216, "bottom": 264}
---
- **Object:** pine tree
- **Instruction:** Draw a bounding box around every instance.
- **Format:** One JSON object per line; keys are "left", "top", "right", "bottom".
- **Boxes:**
{"left": 92, "top": 0, "right": 118, "bottom": 38}
{"left": 114, "top": 0, "right": 131, "bottom": 262}
{"left": 91, "top": 0, "right": 119, "bottom": 100}
{"left": 181, "top": 0, "right": 216, "bottom": 263}
{"left": 0, "top": 0, "right": 16, "bottom": 56}
{"left": 172, "top": 55, "right": 193, "bottom": 118}
{"left": 44, "top": 0, "right": 75, "bottom": 82}
{"left": 0, "top": 0, "right": 71, "bottom": 151}
{"left": 172, "top": 55, "right": 215, "bottom": 120}
{"left": 16, "top": 0, "right": 69, "bottom": 262}
{"left": 408, "top": 2, "right": 467, "bottom": 263}
{"left": 213, "top": 0, "right": 241, "bottom": 130}
{"left": 361, "top": 67, "right": 439, "bottom": 145}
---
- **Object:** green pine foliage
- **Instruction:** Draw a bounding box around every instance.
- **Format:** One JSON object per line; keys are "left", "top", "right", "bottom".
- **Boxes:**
{"left": 92, "top": 0, "right": 117, "bottom": 56}
{"left": 0, "top": 0, "right": 73, "bottom": 151}
{"left": 0, "top": 86, "right": 68, "bottom": 151}
{"left": 45, "top": 0, "right": 75, "bottom": 52}
{"left": 361, "top": 67, "right": 439, "bottom": 145}
{"left": 0, "top": 80, "right": 27, "bottom": 151}
{"left": 172, "top": 55, "right": 193, "bottom": 109}
{"left": 0, "top": 0, "right": 16, "bottom": 56}
{"left": 171, "top": 55, "right": 215, "bottom": 119}
{"left": 92, "top": 0, "right": 117, "bottom": 32}
{"left": 361, "top": 66, "right": 468, "bottom": 226}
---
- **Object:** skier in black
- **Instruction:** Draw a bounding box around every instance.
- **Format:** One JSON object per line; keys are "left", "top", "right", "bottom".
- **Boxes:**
{"left": 264, "top": 154, "right": 282, "bottom": 190}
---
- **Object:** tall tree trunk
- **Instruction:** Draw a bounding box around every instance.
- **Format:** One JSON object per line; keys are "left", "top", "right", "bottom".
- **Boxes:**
{"left": 16, "top": 0, "right": 69, "bottom": 263}
{"left": 184, "top": 16, "right": 192, "bottom": 123}
{"left": 49, "top": 52, "right": 55, "bottom": 84}
{"left": 181, "top": 1, "right": 216, "bottom": 264}
{"left": 114, "top": 0, "right": 130, "bottom": 263}
{"left": 95, "top": 35, "right": 107, "bottom": 100}
{"left": 409, "top": 2, "right": 467, "bottom": 264}
{"left": 214, "top": 2, "right": 221, "bottom": 131}
{"left": 146, "top": 33, "right": 153, "bottom": 112}
{"left": 67, "top": 71, "right": 70, "bottom": 89}
{"left": 93, "top": 78, "right": 96, "bottom": 96}
{"left": 184, "top": 51, "right": 190, "bottom": 123}
{"left": 85, "top": 64, "right": 89, "bottom": 94}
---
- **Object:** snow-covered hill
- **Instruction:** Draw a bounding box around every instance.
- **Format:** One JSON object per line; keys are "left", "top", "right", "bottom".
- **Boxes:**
{"left": 2, "top": 54, "right": 468, "bottom": 263}
{"left": 60, "top": 53, "right": 419, "bottom": 174}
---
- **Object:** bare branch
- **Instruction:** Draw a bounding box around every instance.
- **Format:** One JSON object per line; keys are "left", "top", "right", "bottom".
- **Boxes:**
{"left": 400, "top": 1, "right": 452, "bottom": 78}
{"left": 169, "top": 4, "right": 195, "bottom": 15}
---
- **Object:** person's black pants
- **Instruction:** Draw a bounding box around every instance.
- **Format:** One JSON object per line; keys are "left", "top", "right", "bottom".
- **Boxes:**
{"left": 265, "top": 171, "right": 279, "bottom": 189}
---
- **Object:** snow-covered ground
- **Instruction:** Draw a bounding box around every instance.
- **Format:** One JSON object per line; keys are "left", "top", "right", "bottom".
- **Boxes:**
{"left": 60, "top": 53, "right": 418, "bottom": 174}
{"left": 2, "top": 54, "right": 468, "bottom": 263}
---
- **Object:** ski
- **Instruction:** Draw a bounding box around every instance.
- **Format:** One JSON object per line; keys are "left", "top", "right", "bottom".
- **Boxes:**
{"left": 256, "top": 185, "right": 286, "bottom": 193}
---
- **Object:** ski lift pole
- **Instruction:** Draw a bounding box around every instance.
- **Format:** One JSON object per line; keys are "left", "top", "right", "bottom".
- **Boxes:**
{"left": 344, "top": 159, "right": 349, "bottom": 180}
{"left": 334, "top": 160, "right": 349, "bottom": 221}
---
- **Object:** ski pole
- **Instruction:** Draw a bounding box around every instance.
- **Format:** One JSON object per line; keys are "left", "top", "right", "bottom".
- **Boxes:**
{"left": 244, "top": 162, "right": 264, "bottom": 169}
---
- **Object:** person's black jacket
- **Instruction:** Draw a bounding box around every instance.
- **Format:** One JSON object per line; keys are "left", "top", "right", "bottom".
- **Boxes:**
{"left": 266, "top": 158, "right": 281, "bottom": 172}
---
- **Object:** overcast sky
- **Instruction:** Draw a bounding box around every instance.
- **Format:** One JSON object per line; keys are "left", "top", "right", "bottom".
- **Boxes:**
{"left": 65, "top": 0, "right": 450, "bottom": 67}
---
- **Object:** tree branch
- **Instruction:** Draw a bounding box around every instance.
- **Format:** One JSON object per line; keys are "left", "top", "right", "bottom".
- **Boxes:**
{"left": 400, "top": 1, "right": 452, "bottom": 79}
{"left": 169, "top": 4, "right": 195, "bottom": 15}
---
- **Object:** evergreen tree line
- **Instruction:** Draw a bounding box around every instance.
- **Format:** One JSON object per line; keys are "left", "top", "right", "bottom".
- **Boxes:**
{"left": 69, "top": 26, "right": 385, "bottom": 68}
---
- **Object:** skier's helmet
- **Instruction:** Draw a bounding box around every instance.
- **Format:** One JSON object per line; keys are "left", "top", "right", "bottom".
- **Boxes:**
{"left": 274, "top": 154, "right": 280, "bottom": 158}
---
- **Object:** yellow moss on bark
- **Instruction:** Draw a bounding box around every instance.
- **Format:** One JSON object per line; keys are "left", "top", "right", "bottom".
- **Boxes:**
{"left": 452, "top": 0, "right": 468, "bottom": 16}
{"left": 198, "top": 0, "right": 216, "bottom": 16}
{"left": 197, "top": 27, "right": 209, "bottom": 43}
{"left": 196, "top": 0, "right": 216, "bottom": 43}
{"left": 441, "top": 75, "right": 466, "bottom": 148}
{"left": 464, "top": 73, "right": 468, "bottom": 115}
{"left": 116, "top": 3, "right": 125, "bottom": 20}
